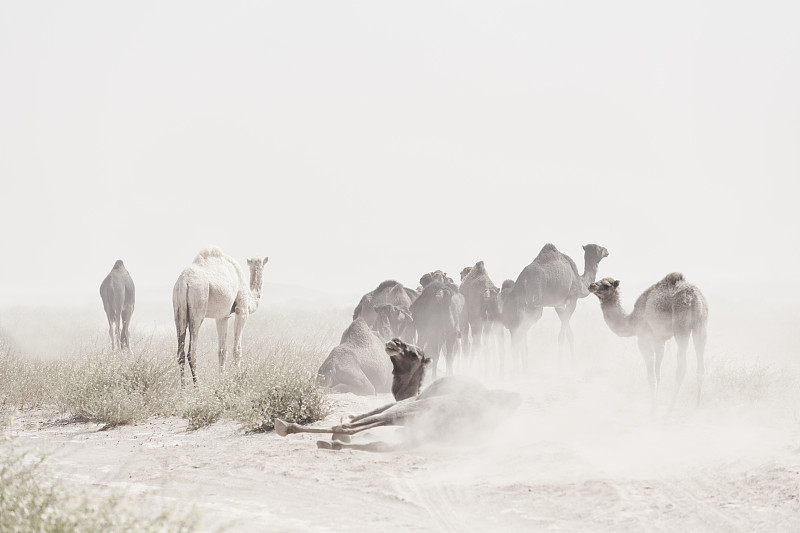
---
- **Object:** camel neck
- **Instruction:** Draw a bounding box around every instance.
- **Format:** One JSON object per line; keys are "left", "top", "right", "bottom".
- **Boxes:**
{"left": 580, "top": 258, "right": 600, "bottom": 288}
{"left": 599, "top": 296, "right": 636, "bottom": 337}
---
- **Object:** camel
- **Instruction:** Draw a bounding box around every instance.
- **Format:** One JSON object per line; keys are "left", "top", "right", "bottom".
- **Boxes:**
{"left": 172, "top": 246, "right": 268, "bottom": 385}
{"left": 459, "top": 261, "right": 504, "bottom": 375}
{"left": 99, "top": 260, "right": 135, "bottom": 351}
{"left": 318, "top": 318, "right": 393, "bottom": 395}
{"left": 371, "top": 303, "right": 413, "bottom": 342}
{"left": 588, "top": 273, "right": 708, "bottom": 408}
{"left": 353, "top": 280, "right": 418, "bottom": 332}
{"left": 501, "top": 243, "right": 608, "bottom": 372}
{"left": 408, "top": 279, "right": 464, "bottom": 379}
{"left": 276, "top": 339, "right": 521, "bottom": 452}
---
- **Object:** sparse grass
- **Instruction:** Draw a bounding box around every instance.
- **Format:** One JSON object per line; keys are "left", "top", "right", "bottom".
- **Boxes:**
{"left": 0, "top": 309, "right": 338, "bottom": 431}
{"left": 181, "top": 341, "right": 329, "bottom": 431}
{"left": 0, "top": 438, "right": 197, "bottom": 533}
{"left": 54, "top": 347, "right": 182, "bottom": 427}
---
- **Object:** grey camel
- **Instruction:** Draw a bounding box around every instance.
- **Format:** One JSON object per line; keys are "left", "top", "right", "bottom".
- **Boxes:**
{"left": 100, "top": 260, "right": 135, "bottom": 351}
{"left": 588, "top": 273, "right": 709, "bottom": 408}
{"left": 501, "top": 243, "right": 608, "bottom": 372}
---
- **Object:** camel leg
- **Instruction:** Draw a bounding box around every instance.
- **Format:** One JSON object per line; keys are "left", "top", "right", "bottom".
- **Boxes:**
{"left": 692, "top": 324, "right": 707, "bottom": 406}
{"left": 492, "top": 322, "right": 505, "bottom": 379}
{"left": 638, "top": 337, "right": 657, "bottom": 408}
{"left": 316, "top": 438, "right": 417, "bottom": 453}
{"left": 349, "top": 398, "right": 413, "bottom": 423}
{"left": 232, "top": 311, "right": 248, "bottom": 367}
{"left": 555, "top": 299, "right": 577, "bottom": 365}
{"left": 445, "top": 332, "right": 459, "bottom": 376}
{"left": 107, "top": 314, "right": 116, "bottom": 351}
{"left": 175, "top": 313, "right": 188, "bottom": 387}
{"left": 186, "top": 316, "right": 202, "bottom": 384}
{"left": 275, "top": 418, "right": 389, "bottom": 437}
{"left": 121, "top": 305, "right": 133, "bottom": 353}
{"left": 215, "top": 317, "right": 229, "bottom": 371}
{"left": 509, "top": 327, "right": 525, "bottom": 375}
{"left": 671, "top": 333, "right": 690, "bottom": 410}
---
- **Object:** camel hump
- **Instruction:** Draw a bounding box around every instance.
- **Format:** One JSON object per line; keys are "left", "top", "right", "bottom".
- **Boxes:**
{"left": 375, "top": 280, "right": 400, "bottom": 292}
{"left": 539, "top": 243, "right": 559, "bottom": 254}
{"left": 113, "top": 259, "right": 125, "bottom": 269}
{"left": 193, "top": 245, "right": 226, "bottom": 263}
{"left": 663, "top": 272, "right": 685, "bottom": 285}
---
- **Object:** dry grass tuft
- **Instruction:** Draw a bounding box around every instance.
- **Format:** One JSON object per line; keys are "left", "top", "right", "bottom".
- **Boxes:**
{"left": 0, "top": 438, "right": 197, "bottom": 532}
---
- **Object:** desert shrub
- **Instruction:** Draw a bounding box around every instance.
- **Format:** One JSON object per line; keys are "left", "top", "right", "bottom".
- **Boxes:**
{"left": 0, "top": 343, "right": 59, "bottom": 417}
{"left": 0, "top": 439, "right": 196, "bottom": 533}
{"left": 55, "top": 347, "right": 181, "bottom": 427}
{"left": 181, "top": 341, "right": 329, "bottom": 431}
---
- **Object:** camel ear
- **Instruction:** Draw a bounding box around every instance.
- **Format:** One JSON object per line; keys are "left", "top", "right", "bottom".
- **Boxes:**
{"left": 582, "top": 245, "right": 587, "bottom": 251}
{"left": 613, "top": 280, "right": 620, "bottom": 288}
{"left": 263, "top": 257, "right": 269, "bottom": 265}
{"left": 422, "top": 356, "right": 432, "bottom": 366}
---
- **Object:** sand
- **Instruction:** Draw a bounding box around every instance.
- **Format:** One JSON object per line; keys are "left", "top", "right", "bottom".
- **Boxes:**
{"left": 8, "top": 363, "right": 800, "bottom": 533}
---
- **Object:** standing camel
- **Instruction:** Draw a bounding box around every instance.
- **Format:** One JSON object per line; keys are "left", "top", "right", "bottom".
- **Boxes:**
{"left": 172, "top": 246, "right": 268, "bottom": 385}
{"left": 501, "top": 243, "right": 608, "bottom": 373}
{"left": 459, "top": 261, "right": 504, "bottom": 375}
{"left": 408, "top": 279, "right": 464, "bottom": 379}
{"left": 588, "top": 273, "right": 708, "bottom": 408}
{"left": 100, "top": 260, "right": 135, "bottom": 351}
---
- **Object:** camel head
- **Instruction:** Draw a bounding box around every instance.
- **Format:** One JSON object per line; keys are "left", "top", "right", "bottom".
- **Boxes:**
{"left": 372, "top": 304, "right": 413, "bottom": 342}
{"left": 419, "top": 270, "right": 453, "bottom": 289}
{"left": 582, "top": 244, "right": 609, "bottom": 264}
{"left": 386, "top": 338, "right": 430, "bottom": 401}
{"left": 245, "top": 256, "right": 269, "bottom": 296}
{"left": 588, "top": 277, "right": 620, "bottom": 302}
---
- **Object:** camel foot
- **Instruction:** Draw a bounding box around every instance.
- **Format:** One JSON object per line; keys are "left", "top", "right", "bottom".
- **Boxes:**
{"left": 316, "top": 440, "right": 343, "bottom": 451}
{"left": 332, "top": 433, "right": 351, "bottom": 443}
{"left": 274, "top": 418, "right": 290, "bottom": 437}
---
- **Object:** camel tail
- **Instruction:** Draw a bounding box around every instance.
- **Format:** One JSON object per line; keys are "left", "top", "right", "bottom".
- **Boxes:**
{"left": 172, "top": 277, "right": 189, "bottom": 337}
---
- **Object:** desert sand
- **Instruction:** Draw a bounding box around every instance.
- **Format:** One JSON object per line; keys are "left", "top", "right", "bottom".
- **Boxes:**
{"left": 9, "top": 365, "right": 800, "bottom": 533}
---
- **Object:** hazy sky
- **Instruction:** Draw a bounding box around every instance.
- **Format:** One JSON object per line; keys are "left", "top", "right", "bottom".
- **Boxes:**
{"left": 1, "top": 1, "right": 798, "bottom": 307}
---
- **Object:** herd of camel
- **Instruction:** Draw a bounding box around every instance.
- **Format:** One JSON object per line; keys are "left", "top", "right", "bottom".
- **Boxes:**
{"left": 98, "top": 243, "right": 708, "bottom": 450}
{"left": 100, "top": 243, "right": 709, "bottom": 422}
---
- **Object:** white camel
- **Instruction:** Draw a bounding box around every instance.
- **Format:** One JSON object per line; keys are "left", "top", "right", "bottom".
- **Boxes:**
{"left": 172, "top": 246, "right": 268, "bottom": 385}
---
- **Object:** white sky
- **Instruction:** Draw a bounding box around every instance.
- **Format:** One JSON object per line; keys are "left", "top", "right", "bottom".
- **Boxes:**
{"left": 1, "top": 1, "right": 798, "bottom": 308}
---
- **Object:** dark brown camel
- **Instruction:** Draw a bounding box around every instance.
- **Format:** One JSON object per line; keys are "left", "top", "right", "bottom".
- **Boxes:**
{"left": 100, "top": 260, "right": 135, "bottom": 351}
{"left": 276, "top": 339, "right": 521, "bottom": 452}
{"left": 501, "top": 243, "right": 608, "bottom": 373}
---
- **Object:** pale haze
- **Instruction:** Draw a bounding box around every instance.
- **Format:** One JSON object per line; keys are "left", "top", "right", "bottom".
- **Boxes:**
{"left": 3, "top": 3, "right": 800, "bottom": 531}
{"left": 2, "top": 1, "right": 798, "bottom": 309}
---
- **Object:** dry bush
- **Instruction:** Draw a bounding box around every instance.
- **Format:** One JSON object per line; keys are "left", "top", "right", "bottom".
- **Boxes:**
{"left": 54, "top": 342, "right": 181, "bottom": 427}
{"left": 182, "top": 340, "right": 330, "bottom": 431}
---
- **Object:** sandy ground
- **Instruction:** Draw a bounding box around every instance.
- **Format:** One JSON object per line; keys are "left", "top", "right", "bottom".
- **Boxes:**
{"left": 8, "top": 362, "right": 800, "bottom": 533}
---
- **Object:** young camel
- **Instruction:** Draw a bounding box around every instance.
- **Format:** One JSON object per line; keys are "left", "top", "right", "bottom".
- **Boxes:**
{"left": 588, "top": 273, "right": 708, "bottom": 408}
{"left": 172, "top": 246, "right": 268, "bottom": 385}
{"left": 276, "top": 338, "right": 522, "bottom": 452}
{"left": 100, "top": 260, "right": 135, "bottom": 351}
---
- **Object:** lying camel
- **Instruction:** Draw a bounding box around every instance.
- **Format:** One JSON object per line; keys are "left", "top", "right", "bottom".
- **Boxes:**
{"left": 276, "top": 340, "right": 521, "bottom": 452}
